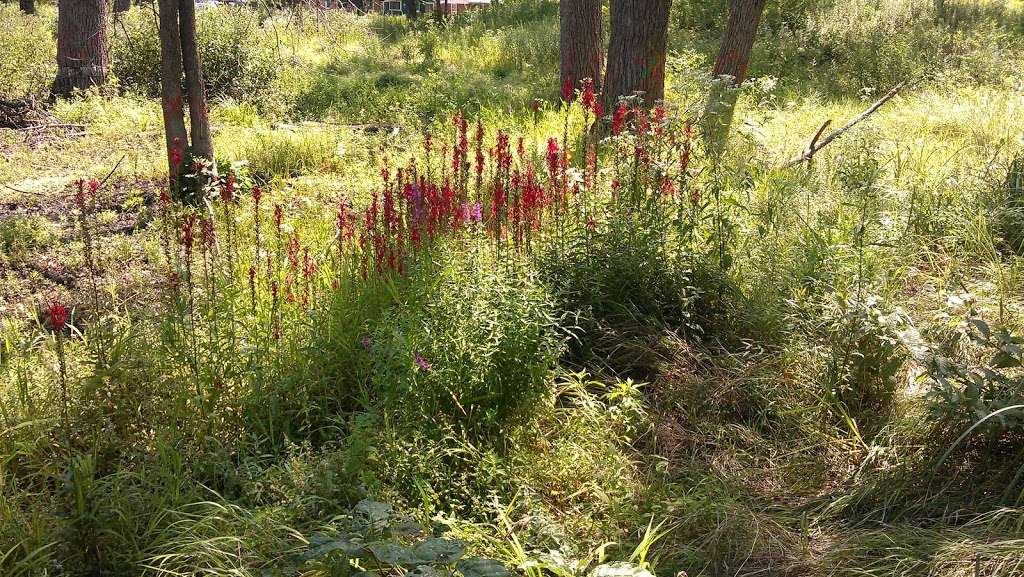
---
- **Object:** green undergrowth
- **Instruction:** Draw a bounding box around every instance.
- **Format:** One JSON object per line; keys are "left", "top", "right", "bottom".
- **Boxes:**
{"left": 3, "top": 0, "right": 1024, "bottom": 576}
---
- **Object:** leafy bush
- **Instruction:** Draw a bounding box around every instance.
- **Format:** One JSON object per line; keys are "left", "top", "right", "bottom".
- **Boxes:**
{"left": 299, "top": 499, "right": 511, "bottom": 577}
{"left": 110, "top": 7, "right": 277, "bottom": 101}
{"left": 994, "top": 151, "right": 1024, "bottom": 253}
{"left": 370, "top": 248, "right": 564, "bottom": 441}
{"left": 0, "top": 5, "right": 55, "bottom": 97}
{"left": 821, "top": 294, "right": 907, "bottom": 419}
{"left": 0, "top": 214, "right": 56, "bottom": 262}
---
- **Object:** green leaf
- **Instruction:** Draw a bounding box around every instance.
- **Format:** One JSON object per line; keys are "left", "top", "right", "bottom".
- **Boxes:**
{"left": 590, "top": 563, "right": 656, "bottom": 577}
{"left": 409, "top": 566, "right": 442, "bottom": 577}
{"left": 301, "top": 537, "right": 366, "bottom": 561}
{"left": 458, "top": 557, "right": 511, "bottom": 577}
{"left": 366, "top": 541, "right": 414, "bottom": 565}
{"left": 414, "top": 537, "right": 466, "bottom": 564}
{"left": 355, "top": 499, "right": 393, "bottom": 526}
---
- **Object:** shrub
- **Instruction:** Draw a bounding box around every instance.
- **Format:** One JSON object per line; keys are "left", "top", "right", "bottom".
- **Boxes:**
{"left": 0, "top": 214, "right": 56, "bottom": 263}
{"left": 370, "top": 248, "right": 564, "bottom": 441}
{"left": 0, "top": 5, "right": 55, "bottom": 98}
{"left": 110, "top": 7, "right": 277, "bottom": 102}
{"left": 994, "top": 151, "right": 1024, "bottom": 253}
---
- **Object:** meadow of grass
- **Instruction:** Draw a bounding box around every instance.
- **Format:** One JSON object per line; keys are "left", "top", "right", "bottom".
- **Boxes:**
{"left": 2, "top": 0, "right": 1024, "bottom": 576}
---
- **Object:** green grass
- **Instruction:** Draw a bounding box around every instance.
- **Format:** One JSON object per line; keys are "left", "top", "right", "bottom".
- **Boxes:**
{"left": 2, "top": 1, "right": 1024, "bottom": 576}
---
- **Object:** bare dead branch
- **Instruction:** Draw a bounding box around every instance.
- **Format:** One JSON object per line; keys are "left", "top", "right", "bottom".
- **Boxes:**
{"left": 784, "top": 81, "right": 908, "bottom": 168}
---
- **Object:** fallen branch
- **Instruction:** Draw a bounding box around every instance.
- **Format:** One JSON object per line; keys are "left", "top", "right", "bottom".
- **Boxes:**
{"left": 15, "top": 123, "right": 86, "bottom": 132}
{"left": 783, "top": 81, "right": 908, "bottom": 168}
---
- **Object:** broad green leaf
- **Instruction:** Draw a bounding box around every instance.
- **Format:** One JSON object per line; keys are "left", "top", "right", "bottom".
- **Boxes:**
{"left": 366, "top": 541, "right": 414, "bottom": 565}
{"left": 355, "top": 499, "right": 393, "bottom": 526}
{"left": 414, "top": 537, "right": 466, "bottom": 564}
{"left": 590, "top": 563, "right": 656, "bottom": 577}
{"left": 458, "top": 557, "right": 511, "bottom": 577}
{"left": 301, "top": 537, "right": 365, "bottom": 561}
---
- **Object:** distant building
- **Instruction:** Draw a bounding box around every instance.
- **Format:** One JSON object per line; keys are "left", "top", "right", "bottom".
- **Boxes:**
{"left": 324, "top": 0, "right": 490, "bottom": 14}
{"left": 432, "top": 0, "right": 491, "bottom": 14}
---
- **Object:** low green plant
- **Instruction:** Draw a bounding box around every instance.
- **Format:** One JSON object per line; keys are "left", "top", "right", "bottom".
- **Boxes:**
{"left": 371, "top": 248, "right": 564, "bottom": 442}
{"left": 298, "top": 499, "right": 511, "bottom": 577}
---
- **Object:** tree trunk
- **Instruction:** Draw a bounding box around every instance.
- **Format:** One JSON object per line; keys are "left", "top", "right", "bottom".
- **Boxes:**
{"left": 601, "top": 0, "right": 672, "bottom": 110}
{"left": 560, "top": 0, "right": 604, "bottom": 100}
{"left": 52, "top": 0, "right": 109, "bottom": 97}
{"left": 712, "top": 0, "right": 768, "bottom": 84}
{"left": 158, "top": 0, "right": 189, "bottom": 193}
{"left": 19, "top": 0, "right": 35, "bottom": 15}
{"left": 178, "top": 0, "right": 214, "bottom": 164}
{"left": 703, "top": 0, "right": 768, "bottom": 156}
{"left": 404, "top": 0, "right": 418, "bottom": 18}
{"left": 114, "top": 0, "right": 131, "bottom": 13}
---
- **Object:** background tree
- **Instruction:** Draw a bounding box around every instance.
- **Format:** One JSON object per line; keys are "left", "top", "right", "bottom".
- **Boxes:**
{"left": 703, "top": 0, "right": 769, "bottom": 155}
{"left": 560, "top": 0, "right": 604, "bottom": 100}
{"left": 19, "top": 0, "right": 35, "bottom": 15}
{"left": 114, "top": 0, "right": 131, "bottom": 13}
{"left": 52, "top": 0, "right": 109, "bottom": 97}
{"left": 601, "top": 0, "right": 672, "bottom": 110}
{"left": 158, "top": 0, "right": 214, "bottom": 193}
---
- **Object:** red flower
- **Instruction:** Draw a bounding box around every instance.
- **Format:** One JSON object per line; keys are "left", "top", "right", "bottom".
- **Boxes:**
{"left": 48, "top": 301, "right": 68, "bottom": 331}
{"left": 221, "top": 173, "right": 236, "bottom": 203}
{"left": 252, "top": 185, "right": 262, "bottom": 205}
{"left": 581, "top": 78, "right": 596, "bottom": 111}
{"left": 612, "top": 102, "right": 628, "bottom": 136}
{"left": 170, "top": 138, "right": 183, "bottom": 167}
{"left": 562, "top": 77, "right": 574, "bottom": 102}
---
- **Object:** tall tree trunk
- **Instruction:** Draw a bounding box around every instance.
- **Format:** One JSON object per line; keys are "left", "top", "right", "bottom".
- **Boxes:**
{"left": 19, "top": 0, "right": 35, "bottom": 15}
{"left": 158, "top": 0, "right": 189, "bottom": 193}
{"left": 703, "top": 0, "right": 768, "bottom": 156}
{"left": 712, "top": 0, "right": 767, "bottom": 85}
{"left": 601, "top": 0, "right": 671, "bottom": 111}
{"left": 114, "top": 0, "right": 131, "bottom": 13}
{"left": 52, "top": 0, "right": 109, "bottom": 97}
{"left": 560, "top": 0, "right": 604, "bottom": 100}
{"left": 178, "top": 0, "right": 214, "bottom": 164}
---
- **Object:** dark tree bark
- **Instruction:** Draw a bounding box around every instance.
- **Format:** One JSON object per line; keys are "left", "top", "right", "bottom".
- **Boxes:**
{"left": 703, "top": 0, "right": 768, "bottom": 156}
{"left": 560, "top": 0, "right": 604, "bottom": 100}
{"left": 601, "top": 0, "right": 672, "bottom": 110}
{"left": 712, "top": 0, "right": 768, "bottom": 85}
{"left": 52, "top": 0, "right": 109, "bottom": 97}
{"left": 114, "top": 0, "right": 131, "bottom": 13}
{"left": 19, "top": 0, "right": 35, "bottom": 15}
{"left": 178, "top": 0, "right": 213, "bottom": 164}
{"left": 158, "top": 0, "right": 189, "bottom": 191}
{"left": 403, "top": 0, "right": 419, "bottom": 18}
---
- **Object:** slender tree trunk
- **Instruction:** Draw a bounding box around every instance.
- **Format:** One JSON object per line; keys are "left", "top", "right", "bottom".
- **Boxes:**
{"left": 52, "top": 0, "right": 109, "bottom": 97}
{"left": 158, "top": 0, "right": 189, "bottom": 193}
{"left": 114, "top": 0, "right": 131, "bottom": 13}
{"left": 19, "top": 0, "right": 35, "bottom": 15}
{"left": 703, "top": 0, "right": 768, "bottom": 156}
{"left": 712, "top": 0, "right": 767, "bottom": 84}
{"left": 601, "top": 0, "right": 672, "bottom": 110}
{"left": 560, "top": 0, "right": 604, "bottom": 100}
{"left": 178, "top": 0, "right": 214, "bottom": 164}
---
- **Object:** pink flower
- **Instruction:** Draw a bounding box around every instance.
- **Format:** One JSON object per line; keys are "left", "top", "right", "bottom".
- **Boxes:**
{"left": 415, "top": 353, "right": 431, "bottom": 371}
